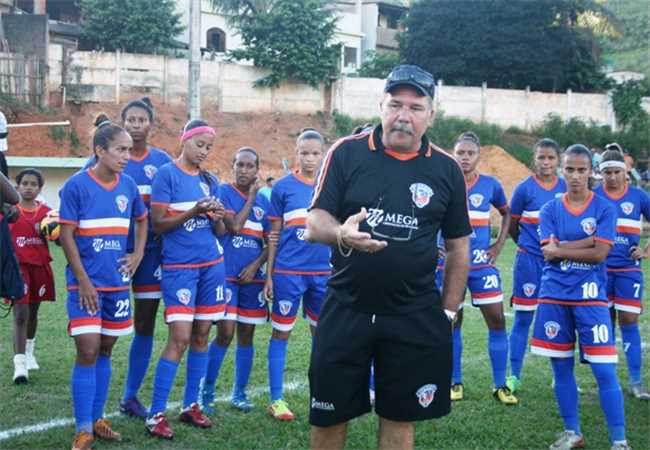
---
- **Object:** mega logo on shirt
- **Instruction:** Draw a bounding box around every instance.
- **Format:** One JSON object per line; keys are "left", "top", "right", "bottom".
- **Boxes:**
{"left": 580, "top": 217, "right": 597, "bottom": 235}
{"left": 366, "top": 208, "right": 419, "bottom": 230}
{"left": 409, "top": 183, "right": 434, "bottom": 208}
{"left": 92, "top": 238, "right": 122, "bottom": 252}
{"left": 115, "top": 195, "right": 129, "bottom": 213}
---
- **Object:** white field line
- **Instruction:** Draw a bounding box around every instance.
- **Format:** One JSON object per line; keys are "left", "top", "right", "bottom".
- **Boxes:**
{"left": 0, "top": 379, "right": 306, "bottom": 442}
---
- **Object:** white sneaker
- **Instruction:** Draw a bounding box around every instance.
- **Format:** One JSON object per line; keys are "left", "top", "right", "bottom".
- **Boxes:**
{"left": 630, "top": 383, "right": 650, "bottom": 400}
{"left": 13, "top": 354, "right": 28, "bottom": 384}
{"left": 26, "top": 339, "right": 39, "bottom": 370}
{"left": 611, "top": 441, "right": 631, "bottom": 450}
{"left": 369, "top": 388, "right": 375, "bottom": 407}
{"left": 549, "top": 430, "right": 584, "bottom": 450}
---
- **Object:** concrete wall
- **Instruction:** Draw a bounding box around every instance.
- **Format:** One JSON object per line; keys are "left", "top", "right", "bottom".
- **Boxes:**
{"left": 1, "top": 13, "right": 48, "bottom": 59}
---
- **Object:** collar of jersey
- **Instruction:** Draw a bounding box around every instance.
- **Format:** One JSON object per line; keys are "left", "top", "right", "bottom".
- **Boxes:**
{"left": 533, "top": 175, "right": 559, "bottom": 191}
{"left": 562, "top": 191, "right": 594, "bottom": 216}
{"left": 368, "top": 125, "right": 431, "bottom": 158}
{"left": 86, "top": 169, "right": 120, "bottom": 191}
{"left": 130, "top": 147, "right": 150, "bottom": 162}
{"left": 603, "top": 183, "right": 628, "bottom": 201}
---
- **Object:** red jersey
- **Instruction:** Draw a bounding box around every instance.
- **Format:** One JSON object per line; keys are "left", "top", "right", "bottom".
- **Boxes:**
{"left": 9, "top": 203, "right": 52, "bottom": 265}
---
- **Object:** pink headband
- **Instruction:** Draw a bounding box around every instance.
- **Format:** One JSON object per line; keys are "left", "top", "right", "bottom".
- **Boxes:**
{"left": 180, "top": 126, "right": 216, "bottom": 143}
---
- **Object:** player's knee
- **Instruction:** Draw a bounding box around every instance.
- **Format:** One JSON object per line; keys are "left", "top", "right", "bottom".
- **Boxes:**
{"left": 591, "top": 363, "right": 619, "bottom": 389}
{"left": 169, "top": 334, "right": 191, "bottom": 355}
{"left": 617, "top": 311, "right": 637, "bottom": 326}
{"left": 191, "top": 332, "right": 210, "bottom": 349}
{"left": 272, "top": 328, "right": 291, "bottom": 340}
{"left": 76, "top": 346, "right": 99, "bottom": 365}
{"left": 134, "top": 317, "right": 155, "bottom": 336}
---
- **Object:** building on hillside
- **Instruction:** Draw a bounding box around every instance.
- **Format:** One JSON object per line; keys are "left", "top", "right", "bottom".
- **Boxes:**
{"left": 3, "top": 0, "right": 81, "bottom": 47}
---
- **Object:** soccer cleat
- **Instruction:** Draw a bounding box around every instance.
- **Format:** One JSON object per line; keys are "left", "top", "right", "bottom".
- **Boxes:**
{"left": 549, "top": 430, "right": 585, "bottom": 450}
{"left": 71, "top": 431, "right": 94, "bottom": 450}
{"left": 506, "top": 375, "right": 521, "bottom": 393}
{"left": 179, "top": 403, "right": 212, "bottom": 428}
{"left": 231, "top": 390, "right": 254, "bottom": 412}
{"left": 93, "top": 418, "right": 122, "bottom": 441}
{"left": 267, "top": 399, "right": 295, "bottom": 421}
{"left": 630, "top": 383, "right": 650, "bottom": 400}
{"left": 119, "top": 397, "right": 148, "bottom": 419}
{"left": 450, "top": 384, "right": 464, "bottom": 401}
{"left": 26, "top": 339, "right": 39, "bottom": 370}
{"left": 146, "top": 413, "right": 173, "bottom": 440}
{"left": 199, "top": 380, "right": 215, "bottom": 414}
{"left": 13, "top": 354, "right": 28, "bottom": 384}
{"left": 610, "top": 441, "right": 631, "bottom": 450}
{"left": 493, "top": 386, "right": 518, "bottom": 405}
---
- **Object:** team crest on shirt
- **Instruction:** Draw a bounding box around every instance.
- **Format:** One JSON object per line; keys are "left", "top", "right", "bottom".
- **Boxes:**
{"left": 415, "top": 384, "right": 437, "bottom": 408}
{"left": 115, "top": 195, "right": 128, "bottom": 213}
{"left": 200, "top": 182, "right": 210, "bottom": 196}
{"left": 253, "top": 206, "right": 265, "bottom": 221}
{"left": 176, "top": 288, "right": 192, "bottom": 305}
{"left": 580, "top": 217, "right": 596, "bottom": 235}
{"left": 225, "top": 288, "right": 233, "bottom": 303}
{"left": 143, "top": 164, "right": 158, "bottom": 180}
{"left": 409, "top": 183, "right": 434, "bottom": 208}
{"left": 620, "top": 202, "right": 634, "bottom": 215}
{"left": 523, "top": 283, "right": 536, "bottom": 297}
{"left": 278, "top": 300, "right": 292, "bottom": 316}
{"left": 469, "top": 194, "right": 484, "bottom": 208}
{"left": 544, "top": 321, "right": 561, "bottom": 339}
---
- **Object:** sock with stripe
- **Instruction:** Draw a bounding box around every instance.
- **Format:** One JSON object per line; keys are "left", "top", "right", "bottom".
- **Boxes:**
{"left": 268, "top": 338, "right": 288, "bottom": 401}
{"left": 149, "top": 358, "right": 179, "bottom": 417}
{"left": 551, "top": 357, "right": 581, "bottom": 435}
{"left": 508, "top": 310, "right": 534, "bottom": 379}
{"left": 488, "top": 329, "right": 508, "bottom": 387}
{"left": 71, "top": 363, "right": 96, "bottom": 433}
{"left": 123, "top": 334, "right": 153, "bottom": 402}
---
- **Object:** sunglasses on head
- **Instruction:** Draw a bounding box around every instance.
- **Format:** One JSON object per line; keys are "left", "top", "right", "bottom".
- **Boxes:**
{"left": 387, "top": 66, "right": 434, "bottom": 91}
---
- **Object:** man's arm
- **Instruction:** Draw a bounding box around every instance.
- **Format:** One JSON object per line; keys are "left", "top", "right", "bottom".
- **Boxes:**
{"left": 0, "top": 171, "right": 18, "bottom": 205}
{"left": 306, "top": 207, "right": 387, "bottom": 253}
{"left": 441, "top": 235, "right": 470, "bottom": 313}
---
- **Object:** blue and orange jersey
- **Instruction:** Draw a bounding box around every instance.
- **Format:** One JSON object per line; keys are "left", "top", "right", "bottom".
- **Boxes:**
{"left": 594, "top": 184, "right": 650, "bottom": 269}
{"left": 59, "top": 170, "right": 147, "bottom": 291}
{"left": 220, "top": 183, "right": 270, "bottom": 282}
{"left": 538, "top": 192, "right": 616, "bottom": 302}
{"left": 150, "top": 161, "right": 223, "bottom": 269}
{"left": 510, "top": 175, "right": 566, "bottom": 257}
{"left": 466, "top": 174, "right": 508, "bottom": 269}
{"left": 268, "top": 172, "right": 331, "bottom": 274}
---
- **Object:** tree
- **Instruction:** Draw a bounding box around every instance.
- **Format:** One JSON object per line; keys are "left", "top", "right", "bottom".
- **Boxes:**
{"left": 400, "top": 0, "right": 615, "bottom": 92}
{"left": 209, "top": 0, "right": 340, "bottom": 87}
{"left": 78, "top": 0, "right": 184, "bottom": 54}
{"left": 357, "top": 51, "right": 401, "bottom": 79}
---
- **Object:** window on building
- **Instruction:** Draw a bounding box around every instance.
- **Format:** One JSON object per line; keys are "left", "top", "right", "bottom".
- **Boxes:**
{"left": 378, "top": 13, "right": 399, "bottom": 30}
{"left": 344, "top": 46, "right": 357, "bottom": 69}
{"left": 206, "top": 27, "right": 226, "bottom": 52}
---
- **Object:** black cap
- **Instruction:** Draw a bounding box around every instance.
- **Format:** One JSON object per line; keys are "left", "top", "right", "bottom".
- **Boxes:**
{"left": 384, "top": 64, "right": 435, "bottom": 98}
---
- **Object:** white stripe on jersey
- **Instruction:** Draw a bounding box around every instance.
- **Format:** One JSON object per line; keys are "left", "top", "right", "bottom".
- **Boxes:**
{"left": 243, "top": 220, "right": 263, "bottom": 231}
{"left": 521, "top": 210, "right": 540, "bottom": 219}
{"left": 78, "top": 218, "right": 131, "bottom": 229}
{"left": 169, "top": 201, "right": 197, "bottom": 212}
{"left": 283, "top": 208, "right": 308, "bottom": 222}
{"left": 617, "top": 218, "right": 641, "bottom": 230}
{"left": 138, "top": 185, "right": 152, "bottom": 195}
{"left": 468, "top": 210, "right": 490, "bottom": 219}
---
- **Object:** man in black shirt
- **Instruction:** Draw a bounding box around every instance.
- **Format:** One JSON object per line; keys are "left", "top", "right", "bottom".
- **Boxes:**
{"left": 306, "top": 65, "right": 472, "bottom": 449}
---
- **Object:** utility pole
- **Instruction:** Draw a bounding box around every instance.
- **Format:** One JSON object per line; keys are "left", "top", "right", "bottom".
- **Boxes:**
{"left": 188, "top": 0, "right": 201, "bottom": 119}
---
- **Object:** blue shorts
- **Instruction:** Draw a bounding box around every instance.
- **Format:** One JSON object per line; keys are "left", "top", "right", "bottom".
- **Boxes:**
{"left": 67, "top": 289, "right": 132, "bottom": 337}
{"left": 271, "top": 272, "right": 328, "bottom": 332}
{"left": 467, "top": 266, "right": 503, "bottom": 307}
{"left": 162, "top": 262, "right": 226, "bottom": 323}
{"left": 224, "top": 280, "right": 268, "bottom": 325}
{"left": 607, "top": 269, "right": 643, "bottom": 315}
{"left": 512, "top": 250, "right": 544, "bottom": 311}
{"left": 531, "top": 300, "right": 617, "bottom": 364}
{"left": 132, "top": 247, "right": 162, "bottom": 300}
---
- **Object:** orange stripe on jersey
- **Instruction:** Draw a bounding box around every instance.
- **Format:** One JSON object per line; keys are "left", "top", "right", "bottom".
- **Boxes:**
{"left": 238, "top": 308, "right": 268, "bottom": 318}
{"left": 594, "top": 237, "right": 614, "bottom": 246}
{"left": 140, "top": 194, "right": 151, "bottom": 202}
{"left": 103, "top": 319, "right": 133, "bottom": 330}
{"left": 470, "top": 218, "right": 490, "bottom": 227}
{"left": 384, "top": 149, "right": 418, "bottom": 161}
{"left": 531, "top": 338, "right": 573, "bottom": 351}
{"left": 271, "top": 313, "right": 296, "bottom": 324}
{"left": 285, "top": 218, "right": 306, "bottom": 227}
{"left": 520, "top": 217, "right": 539, "bottom": 224}
{"left": 151, "top": 201, "right": 169, "bottom": 207}
{"left": 581, "top": 345, "right": 617, "bottom": 355}
{"left": 616, "top": 226, "right": 640, "bottom": 235}
{"left": 70, "top": 317, "right": 102, "bottom": 327}
{"left": 166, "top": 306, "right": 195, "bottom": 314}
{"left": 268, "top": 216, "right": 281, "bottom": 221}
{"left": 59, "top": 219, "right": 78, "bottom": 226}
{"left": 539, "top": 299, "right": 608, "bottom": 307}
{"left": 241, "top": 228, "right": 264, "bottom": 238}
{"left": 76, "top": 227, "right": 129, "bottom": 236}
{"left": 162, "top": 256, "right": 224, "bottom": 269}
{"left": 196, "top": 304, "right": 226, "bottom": 314}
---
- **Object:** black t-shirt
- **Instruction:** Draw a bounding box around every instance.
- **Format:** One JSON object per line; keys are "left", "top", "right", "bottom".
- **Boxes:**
{"left": 311, "top": 126, "right": 472, "bottom": 315}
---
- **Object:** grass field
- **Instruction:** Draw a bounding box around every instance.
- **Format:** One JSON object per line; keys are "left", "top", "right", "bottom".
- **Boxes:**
{"left": 1, "top": 240, "right": 648, "bottom": 449}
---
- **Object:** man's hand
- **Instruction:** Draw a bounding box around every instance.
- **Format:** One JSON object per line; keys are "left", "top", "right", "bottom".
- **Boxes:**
{"left": 339, "top": 208, "right": 388, "bottom": 253}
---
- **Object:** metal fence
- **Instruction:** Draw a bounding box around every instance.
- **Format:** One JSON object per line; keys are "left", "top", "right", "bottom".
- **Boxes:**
{"left": 0, "top": 52, "right": 45, "bottom": 106}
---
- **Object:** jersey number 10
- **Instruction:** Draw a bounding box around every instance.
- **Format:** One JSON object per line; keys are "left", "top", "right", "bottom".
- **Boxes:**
{"left": 581, "top": 282, "right": 598, "bottom": 299}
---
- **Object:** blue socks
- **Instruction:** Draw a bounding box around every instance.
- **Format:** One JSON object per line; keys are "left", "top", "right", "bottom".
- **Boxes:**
{"left": 620, "top": 324, "right": 642, "bottom": 384}
{"left": 92, "top": 355, "right": 112, "bottom": 422}
{"left": 234, "top": 345, "right": 254, "bottom": 394}
{"left": 551, "top": 357, "right": 581, "bottom": 435}
{"left": 268, "top": 338, "right": 288, "bottom": 401}
{"left": 184, "top": 350, "right": 208, "bottom": 408}
{"left": 71, "top": 363, "right": 96, "bottom": 433}
{"left": 509, "top": 310, "right": 534, "bottom": 379}
{"left": 369, "top": 361, "right": 375, "bottom": 391}
{"left": 452, "top": 327, "right": 463, "bottom": 384}
{"left": 591, "top": 363, "right": 626, "bottom": 443}
{"left": 489, "top": 329, "right": 508, "bottom": 387}
{"left": 204, "top": 342, "right": 229, "bottom": 395}
{"left": 123, "top": 334, "right": 153, "bottom": 402}
{"left": 149, "top": 358, "right": 179, "bottom": 416}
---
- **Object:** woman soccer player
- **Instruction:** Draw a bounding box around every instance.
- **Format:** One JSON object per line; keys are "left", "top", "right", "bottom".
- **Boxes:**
{"left": 263, "top": 128, "right": 331, "bottom": 421}
{"left": 145, "top": 119, "right": 226, "bottom": 440}
{"left": 450, "top": 132, "right": 515, "bottom": 404}
{"left": 594, "top": 149, "right": 650, "bottom": 400}
{"left": 506, "top": 139, "right": 566, "bottom": 393}
{"left": 201, "top": 147, "right": 270, "bottom": 413}
{"left": 60, "top": 114, "right": 148, "bottom": 450}
{"left": 531, "top": 144, "right": 629, "bottom": 450}
{"left": 114, "top": 97, "right": 173, "bottom": 418}
{"left": 7, "top": 169, "right": 55, "bottom": 384}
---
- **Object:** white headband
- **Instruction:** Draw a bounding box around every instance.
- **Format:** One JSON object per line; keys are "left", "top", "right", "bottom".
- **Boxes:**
{"left": 599, "top": 160, "right": 626, "bottom": 171}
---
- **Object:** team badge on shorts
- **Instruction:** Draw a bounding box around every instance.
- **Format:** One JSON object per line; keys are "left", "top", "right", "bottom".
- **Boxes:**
{"left": 144, "top": 164, "right": 158, "bottom": 180}
{"left": 469, "top": 194, "right": 484, "bottom": 208}
{"left": 278, "top": 300, "right": 292, "bottom": 316}
{"left": 544, "top": 321, "right": 561, "bottom": 339}
{"left": 200, "top": 182, "right": 210, "bottom": 196}
{"left": 253, "top": 206, "right": 265, "bottom": 220}
{"left": 580, "top": 217, "right": 596, "bottom": 235}
{"left": 620, "top": 202, "right": 634, "bottom": 215}
{"left": 176, "top": 288, "right": 192, "bottom": 305}
{"left": 523, "top": 283, "right": 536, "bottom": 297}
{"left": 409, "top": 183, "right": 434, "bottom": 208}
{"left": 115, "top": 195, "right": 128, "bottom": 213}
{"left": 416, "top": 384, "right": 437, "bottom": 408}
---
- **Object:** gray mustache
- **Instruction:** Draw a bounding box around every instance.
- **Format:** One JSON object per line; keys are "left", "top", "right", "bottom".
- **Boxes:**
{"left": 391, "top": 124, "right": 413, "bottom": 135}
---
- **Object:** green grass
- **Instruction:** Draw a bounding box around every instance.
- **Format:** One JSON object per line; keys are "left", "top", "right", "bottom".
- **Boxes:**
{"left": 1, "top": 241, "right": 649, "bottom": 449}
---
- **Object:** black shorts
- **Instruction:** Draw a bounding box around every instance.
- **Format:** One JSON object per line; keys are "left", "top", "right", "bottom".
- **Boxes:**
{"left": 308, "top": 297, "right": 452, "bottom": 427}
